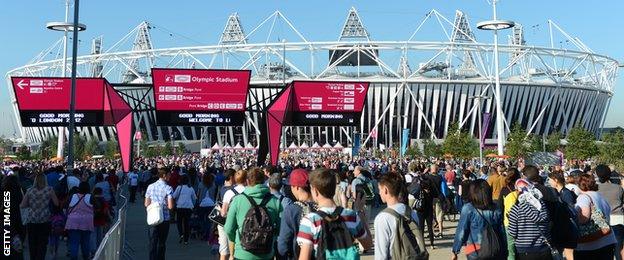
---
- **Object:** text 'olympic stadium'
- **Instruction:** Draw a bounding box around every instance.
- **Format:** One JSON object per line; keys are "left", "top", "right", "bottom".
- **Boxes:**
{"left": 5, "top": 8, "right": 619, "bottom": 149}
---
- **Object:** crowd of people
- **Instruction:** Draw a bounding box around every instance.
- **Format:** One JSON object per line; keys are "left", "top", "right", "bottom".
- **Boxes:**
{"left": 2, "top": 162, "right": 121, "bottom": 260}
{"left": 2, "top": 149, "right": 624, "bottom": 260}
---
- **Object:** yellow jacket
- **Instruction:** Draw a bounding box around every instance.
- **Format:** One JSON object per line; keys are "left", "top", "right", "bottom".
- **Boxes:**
{"left": 503, "top": 191, "right": 518, "bottom": 227}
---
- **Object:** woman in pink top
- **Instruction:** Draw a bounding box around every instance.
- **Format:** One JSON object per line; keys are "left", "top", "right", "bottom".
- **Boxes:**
{"left": 65, "top": 182, "right": 95, "bottom": 260}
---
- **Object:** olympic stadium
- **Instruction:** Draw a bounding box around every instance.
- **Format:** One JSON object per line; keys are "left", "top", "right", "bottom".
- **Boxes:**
{"left": 4, "top": 8, "right": 619, "bottom": 149}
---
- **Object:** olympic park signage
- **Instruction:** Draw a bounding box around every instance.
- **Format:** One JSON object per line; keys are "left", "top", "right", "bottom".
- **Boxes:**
{"left": 151, "top": 68, "right": 251, "bottom": 126}
{"left": 11, "top": 77, "right": 134, "bottom": 172}
{"left": 260, "top": 81, "right": 370, "bottom": 165}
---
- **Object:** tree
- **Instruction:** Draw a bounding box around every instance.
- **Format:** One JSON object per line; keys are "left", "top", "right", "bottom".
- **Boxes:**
{"left": 104, "top": 140, "right": 119, "bottom": 159}
{"left": 529, "top": 134, "right": 544, "bottom": 153}
{"left": 505, "top": 123, "right": 530, "bottom": 158}
{"left": 566, "top": 125, "right": 598, "bottom": 160}
{"left": 599, "top": 130, "right": 624, "bottom": 164}
{"left": 404, "top": 145, "right": 422, "bottom": 158}
{"left": 83, "top": 138, "right": 101, "bottom": 159}
{"left": 441, "top": 122, "right": 479, "bottom": 159}
{"left": 16, "top": 145, "right": 31, "bottom": 160}
{"left": 176, "top": 142, "right": 186, "bottom": 154}
{"left": 39, "top": 135, "right": 58, "bottom": 159}
{"left": 163, "top": 142, "right": 173, "bottom": 156}
{"left": 422, "top": 138, "right": 442, "bottom": 158}
{"left": 73, "top": 134, "right": 87, "bottom": 160}
{"left": 545, "top": 131, "right": 562, "bottom": 152}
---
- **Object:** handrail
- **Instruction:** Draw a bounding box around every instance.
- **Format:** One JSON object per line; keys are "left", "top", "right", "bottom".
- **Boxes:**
{"left": 93, "top": 186, "right": 129, "bottom": 260}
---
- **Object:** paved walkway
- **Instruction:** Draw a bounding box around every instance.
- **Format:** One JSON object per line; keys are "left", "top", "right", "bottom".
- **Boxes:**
{"left": 123, "top": 198, "right": 464, "bottom": 260}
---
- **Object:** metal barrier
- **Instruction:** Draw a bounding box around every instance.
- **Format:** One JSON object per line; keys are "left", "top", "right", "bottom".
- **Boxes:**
{"left": 93, "top": 187, "right": 130, "bottom": 260}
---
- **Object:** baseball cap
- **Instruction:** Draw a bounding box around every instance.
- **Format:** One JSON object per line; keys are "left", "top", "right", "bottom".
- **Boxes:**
{"left": 288, "top": 168, "right": 309, "bottom": 188}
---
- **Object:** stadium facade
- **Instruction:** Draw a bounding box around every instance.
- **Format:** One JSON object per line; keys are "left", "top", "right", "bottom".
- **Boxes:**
{"left": 5, "top": 8, "right": 618, "bottom": 149}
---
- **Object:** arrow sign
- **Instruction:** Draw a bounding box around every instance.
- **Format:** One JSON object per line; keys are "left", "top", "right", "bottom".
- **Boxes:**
{"left": 17, "top": 80, "right": 27, "bottom": 90}
{"left": 357, "top": 84, "right": 365, "bottom": 94}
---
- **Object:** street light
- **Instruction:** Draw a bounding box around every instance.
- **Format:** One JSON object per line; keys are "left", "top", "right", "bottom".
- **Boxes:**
{"left": 47, "top": 0, "right": 86, "bottom": 160}
{"left": 469, "top": 95, "right": 491, "bottom": 166}
{"left": 47, "top": 0, "right": 85, "bottom": 171}
{"left": 477, "top": 0, "right": 514, "bottom": 156}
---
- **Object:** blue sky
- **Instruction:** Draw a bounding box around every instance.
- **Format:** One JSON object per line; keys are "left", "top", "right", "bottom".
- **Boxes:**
{"left": 1, "top": 0, "right": 622, "bottom": 137}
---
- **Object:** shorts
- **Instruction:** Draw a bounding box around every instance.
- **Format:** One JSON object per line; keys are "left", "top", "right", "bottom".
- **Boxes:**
{"left": 434, "top": 199, "right": 444, "bottom": 222}
{"left": 217, "top": 225, "right": 229, "bottom": 255}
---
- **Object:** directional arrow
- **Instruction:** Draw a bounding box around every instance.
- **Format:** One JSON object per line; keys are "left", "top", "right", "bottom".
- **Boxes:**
{"left": 17, "top": 80, "right": 27, "bottom": 90}
{"left": 357, "top": 84, "right": 365, "bottom": 94}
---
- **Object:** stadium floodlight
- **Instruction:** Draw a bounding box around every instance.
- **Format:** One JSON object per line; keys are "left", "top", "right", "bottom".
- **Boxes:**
{"left": 46, "top": 21, "right": 86, "bottom": 32}
{"left": 477, "top": 0, "right": 514, "bottom": 156}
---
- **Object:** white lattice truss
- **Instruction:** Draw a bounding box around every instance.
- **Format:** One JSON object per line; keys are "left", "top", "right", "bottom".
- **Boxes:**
{"left": 5, "top": 9, "right": 618, "bottom": 148}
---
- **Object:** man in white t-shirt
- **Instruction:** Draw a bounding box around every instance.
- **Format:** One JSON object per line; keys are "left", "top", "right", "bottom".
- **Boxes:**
{"left": 128, "top": 169, "right": 139, "bottom": 203}
{"left": 67, "top": 171, "right": 81, "bottom": 192}
{"left": 218, "top": 170, "right": 246, "bottom": 260}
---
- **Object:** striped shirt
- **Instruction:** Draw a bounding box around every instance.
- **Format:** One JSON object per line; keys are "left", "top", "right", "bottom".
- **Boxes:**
{"left": 508, "top": 200, "right": 550, "bottom": 252}
{"left": 297, "top": 207, "right": 367, "bottom": 252}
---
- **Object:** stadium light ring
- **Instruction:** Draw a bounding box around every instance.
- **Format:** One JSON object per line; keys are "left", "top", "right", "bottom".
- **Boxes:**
{"left": 476, "top": 20, "right": 515, "bottom": 31}
{"left": 46, "top": 22, "right": 87, "bottom": 32}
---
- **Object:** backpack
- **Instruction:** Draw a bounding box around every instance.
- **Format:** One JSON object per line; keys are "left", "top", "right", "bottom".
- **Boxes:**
{"left": 315, "top": 207, "right": 359, "bottom": 260}
{"left": 474, "top": 209, "right": 504, "bottom": 260}
{"left": 382, "top": 208, "right": 429, "bottom": 260}
{"left": 548, "top": 198, "right": 579, "bottom": 248}
{"left": 355, "top": 180, "right": 375, "bottom": 206}
{"left": 407, "top": 178, "right": 425, "bottom": 212}
{"left": 50, "top": 212, "right": 66, "bottom": 236}
{"left": 240, "top": 193, "right": 275, "bottom": 254}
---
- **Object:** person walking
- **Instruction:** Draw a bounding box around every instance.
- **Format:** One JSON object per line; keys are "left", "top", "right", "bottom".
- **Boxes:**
{"left": 20, "top": 173, "right": 60, "bottom": 260}
{"left": 508, "top": 179, "right": 552, "bottom": 260}
{"left": 374, "top": 173, "right": 427, "bottom": 260}
{"left": 144, "top": 168, "right": 175, "bottom": 260}
{"left": 128, "top": 169, "right": 139, "bottom": 203}
{"left": 595, "top": 164, "right": 624, "bottom": 260}
{"left": 173, "top": 175, "right": 197, "bottom": 245}
{"left": 224, "top": 168, "right": 282, "bottom": 259}
{"left": 65, "top": 182, "right": 94, "bottom": 260}
{"left": 452, "top": 179, "right": 506, "bottom": 260}
{"left": 277, "top": 169, "right": 317, "bottom": 259}
{"left": 575, "top": 173, "right": 617, "bottom": 259}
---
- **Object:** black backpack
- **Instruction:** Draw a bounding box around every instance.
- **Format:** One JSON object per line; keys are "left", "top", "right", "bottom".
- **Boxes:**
{"left": 315, "top": 207, "right": 360, "bottom": 260}
{"left": 474, "top": 209, "right": 504, "bottom": 260}
{"left": 547, "top": 198, "right": 579, "bottom": 249}
{"left": 240, "top": 193, "right": 275, "bottom": 254}
{"left": 408, "top": 177, "right": 425, "bottom": 212}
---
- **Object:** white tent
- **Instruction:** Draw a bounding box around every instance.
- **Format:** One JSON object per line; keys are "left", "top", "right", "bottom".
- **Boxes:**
{"left": 333, "top": 142, "right": 344, "bottom": 149}
{"left": 211, "top": 143, "right": 221, "bottom": 150}
{"left": 300, "top": 142, "right": 309, "bottom": 149}
{"left": 288, "top": 142, "right": 298, "bottom": 149}
{"left": 312, "top": 142, "right": 321, "bottom": 149}
{"left": 245, "top": 143, "right": 255, "bottom": 150}
{"left": 223, "top": 144, "right": 232, "bottom": 149}
{"left": 322, "top": 143, "right": 333, "bottom": 149}
{"left": 233, "top": 143, "right": 243, "bottom": 149}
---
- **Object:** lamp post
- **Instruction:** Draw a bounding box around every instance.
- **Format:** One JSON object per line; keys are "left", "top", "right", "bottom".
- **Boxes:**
{"left": 477, "top": 0, "right": 514, "bottom": 156}
{"left": 469, "top": 95, "right": 491, "bottom": 166}
{"left": 46, "top": 0, "right": 86, "bottom": 161}
{"left": 47, "top": 0, "right": 86, "bottom": 171}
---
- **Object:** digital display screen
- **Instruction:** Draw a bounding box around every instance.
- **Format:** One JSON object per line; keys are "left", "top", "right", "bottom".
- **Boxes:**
{"left": 19, "top": 111, "right": 103, "bottom": 127}
{"left": 290, "top": 112, "right": 361, "bottom": 126}
{"left": 11, "top": 77, "right": 107, "bottom": 127}
{"left": 293, "top": 81, "right": 368, "bottom": 112}
{"left": 152, "top": 68, "right": 251, "bottom": 125}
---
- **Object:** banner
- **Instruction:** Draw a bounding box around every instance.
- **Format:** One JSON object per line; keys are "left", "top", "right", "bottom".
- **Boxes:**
{"left": 481, "top": 113, "right": 491, "bottom": 149}
{"left": 401, "top": 128, "right": 410, "bottom": 156}
{"left": 352, "top": 134, "right": 361, "bottom": 156}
